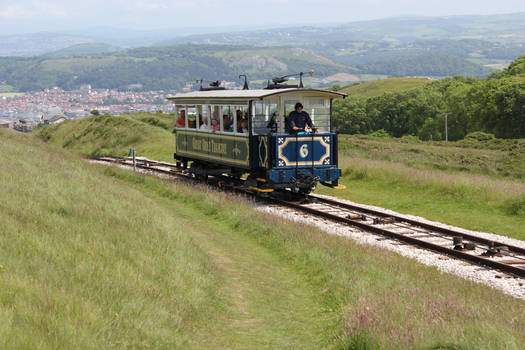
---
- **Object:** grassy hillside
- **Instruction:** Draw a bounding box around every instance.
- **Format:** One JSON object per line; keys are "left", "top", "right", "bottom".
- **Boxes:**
{"left": 0, "top": 45, "right": 352, "bottom": 92}
{"left": 3, "top": 127, "right": 525, "bottom": 349}
{"left": 39, "top": 113, "right": 525, "bottom": 241}
{"left": 340, "top": 77, "right": 432, "bottom": 97}
{"left": 45, "top": 43, "right": 123, "bottom": 56}
{"left": 38, "top": 113, "right": 175, "bottom": 162}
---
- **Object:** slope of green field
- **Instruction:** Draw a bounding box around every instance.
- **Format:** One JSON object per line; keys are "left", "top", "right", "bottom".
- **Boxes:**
{"left": 39, "top": 114, "right": 525, "bottom": 240}
{"left": 2, "top": 127, "right": 525, "bottom": 349}
{"left": 340, "top": 77, "right": 432, "bottom": 97}
{"left": 45, "top": 43, "right": 123, "bottom": 56}
{"left": 38, "top": 113, "right": 175, "bottom": 162}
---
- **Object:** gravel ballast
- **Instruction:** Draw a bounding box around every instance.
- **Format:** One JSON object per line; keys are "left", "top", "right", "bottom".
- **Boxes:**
{"left": 255, "top": 195, "right": 525, "bottom": 300}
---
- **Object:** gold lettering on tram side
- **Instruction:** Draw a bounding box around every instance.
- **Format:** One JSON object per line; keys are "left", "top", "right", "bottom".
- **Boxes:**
{"left": 210, "top": 139, "right": 227, "bottom": 155}
{"left": 192, "top": 137, "right": 210, "bottom": 152}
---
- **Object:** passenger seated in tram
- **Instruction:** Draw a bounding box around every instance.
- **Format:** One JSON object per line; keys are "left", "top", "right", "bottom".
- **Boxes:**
{"left": 239, "top": 120, "right": 249, "bottom": 134}
{"left": 200, "top": 117, "right": 210, "bottom": 131}
{"left": 236, "top": 109, "right": 244, "bottom": 121}
{"left": 175, "top": 110, "right": 186, "bottom": 128}
{"left": 267, "top": 112, "right": 278, "bottom": 132}
{"left": 223, "top": 115, "right": 233, "bottom": 132}
{"left": 211, "top": 118, "right": 220, "bottom": 132}
{"left": 288, "top": 102, "right": 317, "bottom": 134}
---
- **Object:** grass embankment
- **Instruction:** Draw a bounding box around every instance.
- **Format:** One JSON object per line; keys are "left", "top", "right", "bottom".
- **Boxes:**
{"left": 2, "top": 128, "right": 525, "bottom": 349}
{"left": 38, "top": 112, "right": 175, "bottom": 162}
{"left": 318, "top": 134, "right": 525, "bottom": 240}
{"left": 39, "top": 115, "right": 525, "bottom": 241}
{"left": 340, "top": 78, "right": 431, "bottom": 97}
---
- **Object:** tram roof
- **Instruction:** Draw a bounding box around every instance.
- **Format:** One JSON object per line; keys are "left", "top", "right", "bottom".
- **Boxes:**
{"left": 167, "top": 88, "right": 346, "bottom": 103}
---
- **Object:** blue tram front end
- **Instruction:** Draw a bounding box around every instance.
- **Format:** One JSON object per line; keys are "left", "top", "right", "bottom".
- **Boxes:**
{"left": 169, "top": 87, "right": 346, "bottom": 193}
{"left": 251, "top": 133, "right": 341, "bottom": 193}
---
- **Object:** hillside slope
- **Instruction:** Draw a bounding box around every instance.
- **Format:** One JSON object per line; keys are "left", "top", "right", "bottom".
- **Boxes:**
{"left": 38, "top": 113, "right": 175, "bottom": 162}
{"left": 45, "top": 43, "right": 123, "bottom": 56}
{"left": 0, "top": 45, "right": 353, "bottom": 92}
{"left": 341, "top": 77, "right": 432, "bottom": 97}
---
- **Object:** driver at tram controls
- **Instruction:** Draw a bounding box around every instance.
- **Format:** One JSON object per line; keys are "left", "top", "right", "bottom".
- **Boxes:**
{"left": 288, "top": 102, "right": 317, "bottom": 133}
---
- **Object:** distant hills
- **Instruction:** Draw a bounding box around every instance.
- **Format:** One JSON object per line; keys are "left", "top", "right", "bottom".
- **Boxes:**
{"left": 0, "top": 13, "right": 524, "bottom": 91}
{"left": 0, "top": 32, "right": 96, "bottom": 57}
{"left": 45, "top": 43, "right": 123, "bottom": 56}
{"left": 2, "top": 13, "right": 524, "bottom": 57}
{"left": 0, "top": 45, "right": 353, "bottom": 92}
{"left": 158, "top": 13, "right": 525, "bottom": 46}
{"left": 0, "top": 44, "right": 498, "bottom": 92}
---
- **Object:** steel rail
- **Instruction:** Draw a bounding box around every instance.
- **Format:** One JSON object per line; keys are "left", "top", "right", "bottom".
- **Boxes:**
{"left": 308, "top": 194, "right": 525, "bottom": 256}
{"left": 272, "top": 198, "right": 525, "bottom": 278}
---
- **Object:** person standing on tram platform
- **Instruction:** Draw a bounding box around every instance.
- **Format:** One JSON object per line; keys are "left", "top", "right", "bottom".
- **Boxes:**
{"left": 288, "top": 102, "right": 317, "bottom": 133}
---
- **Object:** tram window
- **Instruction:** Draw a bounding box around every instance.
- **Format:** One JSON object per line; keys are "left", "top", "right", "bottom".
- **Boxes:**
{"left": 221, "top": 105, "right": 231, "bottom": 132}
{"left": 233, "top": 105, "right": 248, "bottom": 135}
{"left": 185, "top": 107, "right": 196, "bottom": 128}
{"left": 284, "top": 99, "right": 300, "bottom": 133}
{"left": 252, "top": 100, "right": 277, "bottom": 135}
{"left": 304, "top": 98, "right": 330, "bottom": 132}
{"left": 175, "top": 108, "right": 186, "bottom": 128}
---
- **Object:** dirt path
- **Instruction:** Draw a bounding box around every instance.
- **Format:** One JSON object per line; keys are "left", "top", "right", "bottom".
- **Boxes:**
{"left": 179, "top": 214, "right": 336, "bottom": 349}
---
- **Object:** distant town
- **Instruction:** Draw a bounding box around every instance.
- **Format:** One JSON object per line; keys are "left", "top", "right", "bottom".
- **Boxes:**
{"left": 0, "top": 85, "right": 180, "bottom": 132}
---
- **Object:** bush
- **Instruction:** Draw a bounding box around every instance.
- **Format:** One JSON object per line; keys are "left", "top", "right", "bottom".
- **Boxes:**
{"left": 369, "top": 129, "right": 390, "bottom": 138}
{"left": 464, "top": 132, "right": 496, "bottom": 142}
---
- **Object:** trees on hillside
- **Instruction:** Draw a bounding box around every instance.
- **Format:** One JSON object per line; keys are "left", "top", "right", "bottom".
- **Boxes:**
{"left": 333, "top": 55, "right": 525, "bottom": 139}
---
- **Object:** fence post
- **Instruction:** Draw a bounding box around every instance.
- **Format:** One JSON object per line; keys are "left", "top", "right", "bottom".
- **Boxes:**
{"left": 129, "top": 148, "right": 136, "bottom": 171}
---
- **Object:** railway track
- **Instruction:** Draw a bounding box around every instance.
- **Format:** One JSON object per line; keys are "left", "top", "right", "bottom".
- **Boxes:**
{"left": 88, "top": 155, "right": 525, "bottom": 279}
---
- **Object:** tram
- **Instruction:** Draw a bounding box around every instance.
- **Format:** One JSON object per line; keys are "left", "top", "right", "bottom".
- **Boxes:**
{"left": 169, "top": 76, "right": 346, "bottom": 194}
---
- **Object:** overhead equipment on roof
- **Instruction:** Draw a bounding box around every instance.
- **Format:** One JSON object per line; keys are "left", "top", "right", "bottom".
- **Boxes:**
{"left": 265, "top": 70, "right": 315, "bottom": 89}
{"left": 196, "top": 79, "right": 226, "bottom": 91}
{"left": 239, "top": 74, "right": 249, "bottom": 90}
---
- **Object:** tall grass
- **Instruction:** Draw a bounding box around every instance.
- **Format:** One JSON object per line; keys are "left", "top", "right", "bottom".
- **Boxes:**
{"left": 0, "top": 130, "right": 216, "bottom": 348}
{"left": 2, "top": 128, "right": 525, "bottom": 349}
{"left": 107, "top": 164, "right": 525, "bottom": 350}
{"left": 324, "top": 156, "right": 525, "bottom": 240}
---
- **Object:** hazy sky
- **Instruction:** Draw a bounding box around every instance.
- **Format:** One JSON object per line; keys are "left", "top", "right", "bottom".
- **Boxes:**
{"left": 1, "top": 0, "right": 525, "bottom": 35}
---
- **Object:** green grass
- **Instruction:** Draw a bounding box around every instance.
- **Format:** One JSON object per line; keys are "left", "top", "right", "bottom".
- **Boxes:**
{"left": 2, "top": 128, "right": 525, "bottom": 349}
{"left": 39, "top": 114, "right": 525, "bottom": 242}
{"left": 340, "top": 77, "right": 432, "bottom": 97}
{"left": 37, "top": 113, "right": 175, "bottom": 162}
{"left": 320, "top": 158, "right": 525, "bottom": 240}
{"left": 338, "top": 134, "right": 525, "bottom": 181}
{"left": 322, "top": 134, "right": 525, "bottom": 240}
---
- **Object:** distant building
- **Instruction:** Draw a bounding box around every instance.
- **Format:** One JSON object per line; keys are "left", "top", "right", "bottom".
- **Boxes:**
{"left": 0, "top": 118, "right": 12, "bottom": 128}
{"left": 13, "top": 120, "right": 35, "bottom": 133}
{"left": 79, "top": 84, "right": 92, "bottom": 93}
{"left": 41, "top": 114, "right": 68, "bottom": 125}
{"left": 127, "top": 83, "right": 143, "bottom": 90}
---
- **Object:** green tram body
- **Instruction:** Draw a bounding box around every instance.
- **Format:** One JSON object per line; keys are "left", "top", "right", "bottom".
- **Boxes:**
{"left": 169, "top": 88, "right": 346, "bottom": 193}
